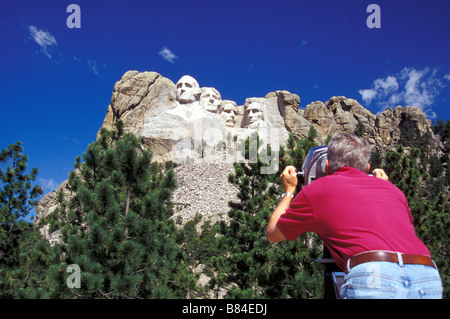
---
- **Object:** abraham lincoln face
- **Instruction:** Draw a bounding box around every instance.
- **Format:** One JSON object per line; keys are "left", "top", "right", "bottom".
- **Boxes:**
{"left": 244, "top": 100, "right": 264, "bottom": 129}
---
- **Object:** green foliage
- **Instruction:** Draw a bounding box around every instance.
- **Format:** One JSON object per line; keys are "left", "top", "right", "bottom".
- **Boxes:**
{"left": 383, "top": 138, "right": 449, "bottom": 299}
{"left": 0, "top": 141, "right": 46, "bottom": 298}
{"left": 433, "top": 119, "right": 450, "bottom": 145}
{"left": 2, "top": 118, "right": 449, "bottom": 299}
{"left": 354, "top": 121, "right": 366, "bottom": 137}
{"left": 0, "top": 142, "right": 43, "bottom": 231}
{"left": 283, "top": 126, "right": 318, "bottom": 169}
{"left": 39, "top": 121, "right": 195, "bottom": 298}
{"left": 370, "top": 149, "right": 383, "bottom": 169}
{"left": 215, "top": 130, "right": 323, "bottom": 298}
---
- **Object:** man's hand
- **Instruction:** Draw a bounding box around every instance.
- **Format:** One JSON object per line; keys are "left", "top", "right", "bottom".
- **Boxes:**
{"left": 280, "top": 165, "right": 298, "bottom": 194}
{"left": 372, "top": 168, "right": 389, "bottom": 181}
{"left": 267, "top": 166, "right": 298, "bottom": 243}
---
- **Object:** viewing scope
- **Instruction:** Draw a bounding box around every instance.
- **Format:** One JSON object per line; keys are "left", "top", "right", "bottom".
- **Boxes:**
{"left": 296, "top": 145, "right": 328, "bottom": 192}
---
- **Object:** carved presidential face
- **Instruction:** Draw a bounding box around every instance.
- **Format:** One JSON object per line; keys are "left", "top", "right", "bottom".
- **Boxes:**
{"left": 219, "top": 100, "right": 238, "bottom": 127}
{"left": 200, "top": 87, "right": 221, "bottom": 113}
{"left": 176, "top": 75, "right": 201, "bottom": 104}
{"left": 245, "top": 100, "right": 264, "bottom": 129}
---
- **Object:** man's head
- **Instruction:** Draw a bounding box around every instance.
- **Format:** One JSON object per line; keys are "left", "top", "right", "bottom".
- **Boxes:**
{"left": 176, "top": 75, "right": 201, "bottom": 104}
{"left": 326, "top": 133, "right": 371, "bottom": 174}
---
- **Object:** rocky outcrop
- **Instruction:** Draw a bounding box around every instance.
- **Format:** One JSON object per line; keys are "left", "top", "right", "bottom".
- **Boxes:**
{"left": 101, "top": 71, "right": 176, "bottom": 137}
{"left": 34, "top": 180, "right": 72, "bottom": 245}
{"left": 304, "top": 96, "right": 440, "bottom": 155}
{"left": 171, "top": 158, "right": 238, "bottom": 224}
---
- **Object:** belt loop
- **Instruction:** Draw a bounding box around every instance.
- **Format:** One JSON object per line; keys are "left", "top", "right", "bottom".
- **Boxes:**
{"left": 397, "top": 252, "right": 404, "bottom": 267}
{"left": 432, "top": 260, "right": 438, "bottom": 271}
{"left": 347, "top": 258, "right": 351, "bottom": 273}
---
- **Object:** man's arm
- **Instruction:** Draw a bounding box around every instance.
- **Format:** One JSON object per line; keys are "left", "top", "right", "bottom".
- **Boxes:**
{"left": 267, "top": 196, "right": 291, "bottom": 242}
{"left": 266, "top": 165, "right": 297, "bottom": 243}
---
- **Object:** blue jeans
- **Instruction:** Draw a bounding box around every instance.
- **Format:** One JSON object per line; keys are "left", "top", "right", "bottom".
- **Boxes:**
{"left": 340, "top": 261, "right": 443, "bottom": 299}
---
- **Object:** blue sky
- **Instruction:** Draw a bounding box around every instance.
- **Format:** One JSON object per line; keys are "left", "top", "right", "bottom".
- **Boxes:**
{"left": 1, "top": 0, "right": 449, "bottom": 208}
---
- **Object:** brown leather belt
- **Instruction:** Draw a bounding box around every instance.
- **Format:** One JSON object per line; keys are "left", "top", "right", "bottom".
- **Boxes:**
{"left": 348, "top": 251, "right": 436, "bottom": 270}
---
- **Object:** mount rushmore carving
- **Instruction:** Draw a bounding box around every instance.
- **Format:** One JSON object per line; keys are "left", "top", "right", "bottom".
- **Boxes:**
{"left": 100, "top": 71, "right": 439, "bottom": 166}
{"left": 101, "top": 72, "right": 297, "bottom": 168}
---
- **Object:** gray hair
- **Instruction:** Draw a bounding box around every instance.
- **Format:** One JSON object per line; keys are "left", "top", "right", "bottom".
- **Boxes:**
{"left": 327, "top": 133, "right": 371, "bottom": 174}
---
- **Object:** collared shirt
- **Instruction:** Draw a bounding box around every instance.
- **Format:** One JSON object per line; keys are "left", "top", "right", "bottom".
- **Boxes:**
{"left": 276, "top": 166, "right": 430, "bottom": 271}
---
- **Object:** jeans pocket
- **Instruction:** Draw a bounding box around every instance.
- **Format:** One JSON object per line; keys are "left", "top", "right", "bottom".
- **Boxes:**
{"left": 418, "top": 288, "right": 443, "bottom": 299}
{"left": 345, "top": 282, "right": 397, "bottom": 299}
{"left": 342, "top": 272, "right": 399, "bottom": 299}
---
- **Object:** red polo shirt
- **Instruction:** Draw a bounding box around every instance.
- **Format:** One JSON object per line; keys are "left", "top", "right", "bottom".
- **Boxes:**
{"left": 276, "top": 167, "right": 430, "bottom": 271}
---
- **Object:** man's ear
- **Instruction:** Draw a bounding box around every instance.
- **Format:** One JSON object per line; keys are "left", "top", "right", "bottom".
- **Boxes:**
{"left": 326, "top": 159, "right": 331, "bottom": 175}
{"left": 366, "top": 163, "right": 371, "bottom": 174}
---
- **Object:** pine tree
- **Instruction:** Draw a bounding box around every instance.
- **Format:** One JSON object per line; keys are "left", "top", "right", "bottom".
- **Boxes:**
{"left": 42, "top": 121, "right": 195, "bottom": 298}
{"left": 270, "top": 128, "right": 324, "bottom": 299}
{"left": 217, "top": 130, "right": 323, "bottom": 298}
{"left": 383, "top": 143, "right": 449, "bottom": 298}
{"left": 282, "top": 125, "right": 318, "bottom": 170}
{"left": 182, "top": 215, "right": 227, "bottom": 298}
{"left": 0, "top": 141, "right": 46, "bottom": 298}
{"left": 217, "top": 132, "right": 275, "bottom": 298}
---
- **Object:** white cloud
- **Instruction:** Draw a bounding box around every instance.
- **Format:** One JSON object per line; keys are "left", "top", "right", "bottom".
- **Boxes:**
{"left": 39, "top": 178, "right": 59, "bottom": 192}
{"left": 374, "top": 75, "right": 399, "bottom": 93}
{"left": 359, "top": 67, "right": 446, "bottom": 119}
{"left": 401, "top": 67, "right": 440, "bottom": 108}
{"left": 358, "top": 88, "right": 377, "bottom": 104}
{"left": 28, "top": 25, "right": 57, "bottom": 59}
{"left": 159, "top": 47, "right": 178, "bottom": 63}
{"left": 87, "top": 60, "right": 99, "bottom": 75}
{"left": 444, "top": 73, "right": 450, "bottom": 81}
{"left": 359, "top": 76, "right": 399, "bottom": 104}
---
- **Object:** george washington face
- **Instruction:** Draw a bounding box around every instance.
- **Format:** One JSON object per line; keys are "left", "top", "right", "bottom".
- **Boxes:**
{"left": 176, "top": 75, "right": 201, "bottom": 104}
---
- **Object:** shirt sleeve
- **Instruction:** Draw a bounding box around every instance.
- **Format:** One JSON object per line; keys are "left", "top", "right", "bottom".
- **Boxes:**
{"left": 276, "top": 190, "right": 316, "bottom": 241}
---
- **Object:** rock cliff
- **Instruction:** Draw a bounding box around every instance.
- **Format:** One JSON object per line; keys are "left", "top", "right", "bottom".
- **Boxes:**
{"left": 36, "top": 71, "right": 442, "bottom": 227}
{"left": 100, "top": 71, "right": 440, "bottom": 157}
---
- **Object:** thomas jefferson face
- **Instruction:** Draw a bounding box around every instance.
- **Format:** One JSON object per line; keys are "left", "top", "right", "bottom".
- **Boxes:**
{"left": 245, "top": 101, "right": 264, "bottom": 129}
{"left": 176, "top": 75, "right": 201, "bottom": 104}
{"left": 200, "top": 87, "right": 221, "bottom": 113}
{"left": 219, "top": 100, "right": 238, "bottom": 127}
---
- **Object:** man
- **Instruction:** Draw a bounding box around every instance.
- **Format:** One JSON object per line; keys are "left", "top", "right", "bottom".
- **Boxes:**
{"left": 267, "top": 133, "right": 443, "bottom": 299}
